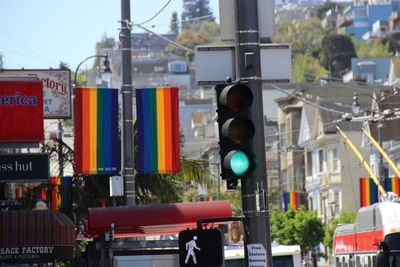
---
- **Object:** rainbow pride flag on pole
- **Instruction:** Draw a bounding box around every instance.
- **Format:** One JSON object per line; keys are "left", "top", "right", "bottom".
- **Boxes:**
{"left": 284, "top": 192, "right": 299, "bottom": 211}
{"left": 385, "top": 177, "right": 400, "bottom": 196}
{"left": 135, "top": 87, "right": 180, "bottom": 173}
{"left": 74, "top": 87, "right": 119, "bottom": 174}
{"left": 359, "top": 177, "right": 379, "bottom": 207}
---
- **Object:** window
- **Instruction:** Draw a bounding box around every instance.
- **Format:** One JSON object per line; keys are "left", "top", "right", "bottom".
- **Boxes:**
{"left": 331, "top": 148, "right": 340, "bottom": 172}
{"left": 169, "top": 60, "right": 188, "bottom": 73}
{"left": 280, "top": 124, "right": 287, "bottom": 148}
{"left": 318, "top": 149, "right": 324, "bottom": 173}
{"left": 354, "top": 8, "right": 367, "bottom": 18}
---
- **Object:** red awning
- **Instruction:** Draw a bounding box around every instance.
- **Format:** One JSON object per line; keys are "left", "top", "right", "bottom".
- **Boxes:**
{"left": 0, "top": 210, "right": 75, "bottom": 263}
{"left": 85, "top": 200, "right": 232, "bottom": 238}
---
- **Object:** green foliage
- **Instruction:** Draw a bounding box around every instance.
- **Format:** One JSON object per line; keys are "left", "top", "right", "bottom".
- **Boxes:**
{"left": 271, "top": 208, "right": 297, "bottom": 245}
{"left": 182, "top": 0, "right": 214, "bottom": 29}
{"left": 292, "top": 53, "right": 328, "bottom": 82}
{"left": 59, "top": 61, "right": 69, "bottom": 70}
{"left": 271, "top": 207, "right": 324, "bottom": 252}
{"left": 323, "top": 211, "right": 357, "bottom": 251}
{"left": 273, "top": 18, "right": 325, "bottom": 55}
{"left": 320, "top": 34, "right": 357, "bottom": 77}
{"left": 356, "top": 38, "right": 393, "bottom": 58}
{"left": 314, "top": 2, "right": 344, "bottom": 20}
{"left": 166, "top": 21, "right": 221, "bottom": 59}
{"left": 170, "top": 11, "right": 179, "bottom": 35}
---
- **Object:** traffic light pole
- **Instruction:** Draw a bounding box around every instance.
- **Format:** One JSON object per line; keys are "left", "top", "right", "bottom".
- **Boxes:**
{"left": 121, "top": 0, "right": 135, "bottom": 205}
{"left": 234, "top": 0, "right": 273, "bottom": 266}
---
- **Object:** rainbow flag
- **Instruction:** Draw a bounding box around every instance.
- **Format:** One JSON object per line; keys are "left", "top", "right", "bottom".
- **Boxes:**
{"left": 385, "top": 177, "right": 400, "bottom": 196}
{"left": 359, "top": 177, "right": 379, "bottom": 207}
{"left": 74, "top": 87, "right": 119, "bottom": 174}
{"left": 135, "top": 87, "right": 180, "bottom": 173}
{"left": 284, "top": 192, "right": 299, "bottom": 211}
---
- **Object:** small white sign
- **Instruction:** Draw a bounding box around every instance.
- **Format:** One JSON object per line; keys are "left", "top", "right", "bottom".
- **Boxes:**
{"left": 247, "top": 243, "right": 267, "bottom": 267}
{"left": 195, "top": 44, "right": 291, "bottom": 85}
{"left": 110, "top": 175, "right": 124, "bottom": 196}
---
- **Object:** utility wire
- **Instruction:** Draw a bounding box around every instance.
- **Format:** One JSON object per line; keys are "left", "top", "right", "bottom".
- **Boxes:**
{"left": 271, "top": 84, "right": 346, "bottom": 115}
{"left": 137, "top": 0, "right": 172, "bottom": 26}
{"left": 126, "top": 20, "right": 194, "bottom": 53}
{"left": 0, "top": 46, "right": 58, "bottom": 66}
{"left": 0, "top": 31, "right": 59, "bottom": 66}
{"left": 149, "top": 14, "right": 214, "bottom": 28}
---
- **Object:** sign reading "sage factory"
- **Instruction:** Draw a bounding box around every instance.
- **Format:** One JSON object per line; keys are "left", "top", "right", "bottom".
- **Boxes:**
{"left": 0, "top": 153, "right": 49, "bottom": 182}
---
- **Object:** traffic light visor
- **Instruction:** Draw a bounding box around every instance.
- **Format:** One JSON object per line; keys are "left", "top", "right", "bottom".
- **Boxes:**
{"left": 224, "top": 150, "right": 250, "bottom": 176}
{"left": 219, "top": 84, "right": 253, "bottom": 112}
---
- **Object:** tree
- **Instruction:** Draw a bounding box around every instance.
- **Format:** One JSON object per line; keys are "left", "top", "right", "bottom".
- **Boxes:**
{"left": 272, "top": 18, "right": 325, "bottom": 56}
{"left": 356, "top": 37, "right": 393, "bottom": 58}
{"left": 59, "top": 61, "right": 69, "bottom": 70}
{"left": 314, "top": 2, "right": 343, "bottom": 20}
{"left": 292, "top": 53, "right": 328, "bottom": 83}
{"left": 165, "top": 21, "right": 221, "bottom": 59}
{"left": 271, "top": 207, "right": 324, "bottom": 265}
{"left": 320, "top": 34, "right": 357, "bottom": 78}
{"left": 170, "top": 11, "right": 179, "bottom": 35}
{"left": 182, "top": 0, "right": 214, "bottom": 29}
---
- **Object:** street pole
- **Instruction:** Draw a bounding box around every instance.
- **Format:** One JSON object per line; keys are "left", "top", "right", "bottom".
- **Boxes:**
{"left": 234, "top": 0, "right": 272, "bottom": 266}
{"left": 121, "top": 0, "right": 135, "bottom": 205}
{"left": 57, "top": 119, "right": 64, "bottom": 177}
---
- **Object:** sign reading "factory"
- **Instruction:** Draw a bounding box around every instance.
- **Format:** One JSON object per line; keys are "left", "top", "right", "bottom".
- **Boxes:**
{"left": 0, "top": 153, "right": 49, "bottom": 182}
{"left": 0, "top": 246, "right": 73, "bottom": 263}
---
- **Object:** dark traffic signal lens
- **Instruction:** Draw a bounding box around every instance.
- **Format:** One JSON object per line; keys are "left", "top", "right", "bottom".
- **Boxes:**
{"left": 219, "top": 84, "right": 253, "bottom": 112}
{"left": 221, "top": 118, "right": 255, "bottom": 144}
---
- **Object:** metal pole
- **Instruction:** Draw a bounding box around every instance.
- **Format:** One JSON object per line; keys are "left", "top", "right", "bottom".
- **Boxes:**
{"left": 57, "top": 120, "right": 64, "bottom": 177}
{"left": 234, "top": 0, "right": 272, "bottom": 266}
{"left": 121, "top": 0, "right": 135, "bottom": 205}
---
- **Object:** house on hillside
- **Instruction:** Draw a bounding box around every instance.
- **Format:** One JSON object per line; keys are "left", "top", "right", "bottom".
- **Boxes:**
{"left": 337, "top": 4, "right": 399, "bottom": 41}
{"left": 344, "top": 57, "right": 391, "bottom": 85}
{"left": 275, "top": 83, "right": 390, "bottom": 222}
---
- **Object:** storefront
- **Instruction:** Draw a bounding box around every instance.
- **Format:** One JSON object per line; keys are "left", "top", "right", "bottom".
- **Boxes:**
{"left": 0, "top": 210, "right": 75, "bottom": 265}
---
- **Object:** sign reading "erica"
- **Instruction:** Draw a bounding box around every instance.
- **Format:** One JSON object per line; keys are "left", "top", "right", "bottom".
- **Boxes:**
{"left": 0, "top": 91, "right": 38, "bottom": 106}
{"left": 0, "top": 77, "right": 44, "bottom": 144}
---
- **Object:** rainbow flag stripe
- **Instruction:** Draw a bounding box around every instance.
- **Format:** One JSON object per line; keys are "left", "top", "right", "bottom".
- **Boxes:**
{"left": 135, "top": 87, "right": 180, "bottom": 173}
{"left": 74, "top": 87, "right": 119, "bottom": 174}
{"left": 359, "top": 177, "right": 379, "bottom": 207}
{"left": 284, "top": 192, "right": 299, "bottom": 211}
{"left": 385, "top": 177, "right": 400, "bottom": 196}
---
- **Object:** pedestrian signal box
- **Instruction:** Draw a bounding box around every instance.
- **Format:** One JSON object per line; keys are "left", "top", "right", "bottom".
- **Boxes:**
{"left": 178, "top": 228, "right": 223, "bottom": 267}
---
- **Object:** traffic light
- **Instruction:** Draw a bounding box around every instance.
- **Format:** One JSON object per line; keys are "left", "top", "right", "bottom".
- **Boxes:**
{"left": 215, "top": 82, "right": 257, "bottom": 189}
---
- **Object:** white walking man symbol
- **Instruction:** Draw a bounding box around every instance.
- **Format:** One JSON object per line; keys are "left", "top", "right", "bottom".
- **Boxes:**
{"left": 185, "top": 235, "right": 201, "bottom": 264}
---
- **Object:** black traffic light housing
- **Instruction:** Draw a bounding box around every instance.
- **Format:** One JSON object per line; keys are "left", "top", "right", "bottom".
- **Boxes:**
{"left": 215, "top": 82, "right": 257, "bottom": 189}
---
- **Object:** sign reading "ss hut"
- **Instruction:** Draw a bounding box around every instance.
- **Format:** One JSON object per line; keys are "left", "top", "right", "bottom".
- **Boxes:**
{"left": 0, "top": 153, "right": 49, "bottom": 182}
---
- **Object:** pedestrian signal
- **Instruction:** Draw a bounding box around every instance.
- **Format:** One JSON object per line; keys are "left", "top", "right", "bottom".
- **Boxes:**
{"left": 178, "top": 228, "right": 223, "bottom": 267}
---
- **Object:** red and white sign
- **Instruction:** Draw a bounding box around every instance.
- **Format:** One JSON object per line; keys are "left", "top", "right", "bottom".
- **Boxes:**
{"left": 0, "top": 77, "right": 44, "bottom": 143}
{"left": 0, "top": 69, "right": 71, "bottom": 119}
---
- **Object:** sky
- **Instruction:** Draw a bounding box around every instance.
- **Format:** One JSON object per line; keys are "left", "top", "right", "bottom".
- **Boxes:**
{"left": 0, "top": 0, "right": 219, "bottom": 72}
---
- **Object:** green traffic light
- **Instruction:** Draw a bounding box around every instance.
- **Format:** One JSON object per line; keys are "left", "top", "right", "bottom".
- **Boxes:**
{"left": 230, "top": 150, "right": 250, "bottom": 175}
